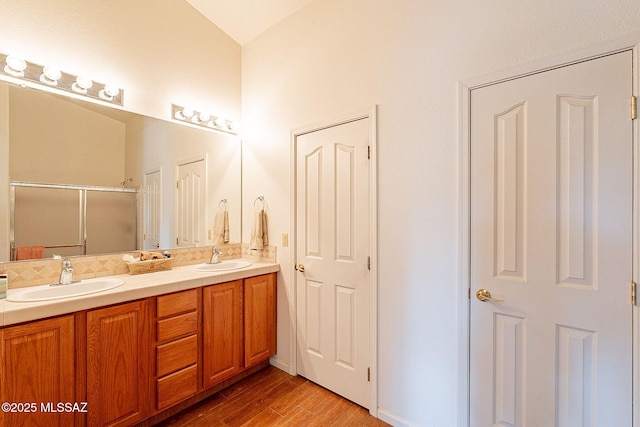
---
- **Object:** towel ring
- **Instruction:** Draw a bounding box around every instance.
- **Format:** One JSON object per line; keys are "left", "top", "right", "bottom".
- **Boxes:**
{"left": 218, "top": 199, "right": 228, "bottom": 211}
{"left": 254, "top": 196, "right": 265, "bottom": 210}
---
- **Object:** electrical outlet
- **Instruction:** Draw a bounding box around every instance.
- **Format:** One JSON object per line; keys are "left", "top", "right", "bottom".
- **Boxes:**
{"left": 282, "top": 233, "right": 288, "bottom": 247}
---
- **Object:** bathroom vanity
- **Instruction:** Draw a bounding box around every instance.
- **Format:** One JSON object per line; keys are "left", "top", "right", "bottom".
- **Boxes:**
{"left": 0, "top": 261, "right": 278, "bottom": 427}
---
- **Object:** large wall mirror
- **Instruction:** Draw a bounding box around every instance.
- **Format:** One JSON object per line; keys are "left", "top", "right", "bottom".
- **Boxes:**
{"left": 2, "top": 82, "right": 242, "bottom": 262}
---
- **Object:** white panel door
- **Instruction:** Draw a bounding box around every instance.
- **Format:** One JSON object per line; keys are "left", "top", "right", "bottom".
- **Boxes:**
{"left": 295, "top": 118, "right": 370, "bottom": 408}
{"left": 176, "top": 159, "right": 206, "bottom": 247}
{"left": 143, "top": 169, "right": 161, "bottom": 250}
{"left": 470, "top": 51, "right": 633, "bottom": 426}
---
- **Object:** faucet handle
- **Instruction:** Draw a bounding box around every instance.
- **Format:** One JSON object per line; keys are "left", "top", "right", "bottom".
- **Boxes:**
{"left": 61, "top": 259, "right": 73, "bottom": 271}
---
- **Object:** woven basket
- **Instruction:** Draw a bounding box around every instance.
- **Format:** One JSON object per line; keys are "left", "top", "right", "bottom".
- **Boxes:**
{"left": 126, "top": 258, "right": 172, "bottom": 275}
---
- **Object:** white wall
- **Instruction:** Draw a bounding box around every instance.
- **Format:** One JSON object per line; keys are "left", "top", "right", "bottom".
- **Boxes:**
{"left": 241, "top": 1, "right": 640, "bottom": 425}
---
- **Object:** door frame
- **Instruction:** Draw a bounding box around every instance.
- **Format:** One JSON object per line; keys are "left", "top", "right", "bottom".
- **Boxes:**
{"left": 458, "top": 36, "right": 640, "bottom": 427}
{"left": 290, "top": 105, "right": 378, "bottom": 416}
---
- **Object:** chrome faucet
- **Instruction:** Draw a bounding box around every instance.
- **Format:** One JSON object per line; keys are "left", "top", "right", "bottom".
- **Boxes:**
{"left": 210, "top": 246, "right": 222, "bottom": 264}
{"left": 58, "top": 259, "right": 74, "bottom": 285}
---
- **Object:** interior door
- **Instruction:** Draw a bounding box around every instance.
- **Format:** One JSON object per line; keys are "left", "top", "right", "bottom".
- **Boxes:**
{"left": 295, "top": 118, "right": 370, "bottom": 408}
{"left": 470, "top": 51, "right": 633, "bottom": 426}
{"left": 176, "top": 158, "right": 206, "bottom": 247}
{"left": 143, "top": 169, "right": 161, "bottom": 250}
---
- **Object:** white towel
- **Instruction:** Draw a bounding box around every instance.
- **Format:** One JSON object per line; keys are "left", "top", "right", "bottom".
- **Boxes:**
{"left": 250, "top": 209, "right": 268, "bottom": 249}
{"left": 212, "top": 210, "right": 229, "bottom": 245}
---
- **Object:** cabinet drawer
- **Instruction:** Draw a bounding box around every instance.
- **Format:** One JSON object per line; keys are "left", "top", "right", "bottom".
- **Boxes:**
{"left": 157, "top": 334, "right": 197, "bottom": 377}
{"left": 157, "top": 311, "right": 198, "bottom": 342}
{"left": 157, "top": 289, "right": 197, "bottom": 318}
{"left": 156, "top": 364, "right": 198, "bottom": 410}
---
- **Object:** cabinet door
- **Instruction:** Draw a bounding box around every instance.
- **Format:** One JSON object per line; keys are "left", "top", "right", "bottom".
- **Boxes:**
{"left": 0, "top": 315, "right": 75, "bottom": 427}
{"left": 87, "top": 300, "right": 149, "bottom": 427}
{"left": 202, "top": 280, "right": 242, "bottom": 388}
{"left": 244, "top": 273, "right": 276, "bottom": 367}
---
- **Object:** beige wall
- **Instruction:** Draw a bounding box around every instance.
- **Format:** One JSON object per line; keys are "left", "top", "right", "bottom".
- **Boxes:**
{"left": 0, "top": 0, "right": 241, "bottom": 127}
{"left": 9, "top": 86, "right": 126, "bottom": 186}
{"left": 241, "top": 0, "right": 640, "bottom": 425}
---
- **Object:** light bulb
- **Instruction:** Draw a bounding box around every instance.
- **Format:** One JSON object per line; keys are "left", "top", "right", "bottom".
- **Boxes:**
{"left": 181, "top": 108, "right": 194, "bottom": 119}
{"left": 40, "top": 66, "right": 61, "bottom": 85}
{"left": 72, "top": 76, "right": 93, "bottom": 93}
{"left": 99, "top": 84, "right": 120, "bottom": 101}
{"left": 199, "top": 112, "right": 211, "bottom": 122}
{"left": 4, "top": 55, "right": 27, "bottom": 76}
{"left": 104, "top": 84, "right": 119, "bottom": 97}
{"left": 214, "top": 117, "right": 226, "bottom": 128}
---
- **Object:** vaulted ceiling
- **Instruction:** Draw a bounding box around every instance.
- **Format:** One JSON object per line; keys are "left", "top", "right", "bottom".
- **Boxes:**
{"left": 186, "top": 0, "right": 313, "bottom": 45}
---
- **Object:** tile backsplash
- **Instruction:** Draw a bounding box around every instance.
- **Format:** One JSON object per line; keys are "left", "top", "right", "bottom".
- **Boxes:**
{"left": 0, "top": 244, "right": 277, "bottom": 289}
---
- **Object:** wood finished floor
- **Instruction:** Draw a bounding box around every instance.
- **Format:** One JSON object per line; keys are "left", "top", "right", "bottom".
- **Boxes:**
{"left": 153, "top": 366, "right": 389, "bottom": 427}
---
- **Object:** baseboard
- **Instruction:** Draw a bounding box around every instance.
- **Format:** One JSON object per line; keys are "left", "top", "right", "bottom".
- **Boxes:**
{"left": 377, "top": 408, "right": 418, "bottom": 427}
{"left": 269, "top": 355, "right": 292, "bottom": 374}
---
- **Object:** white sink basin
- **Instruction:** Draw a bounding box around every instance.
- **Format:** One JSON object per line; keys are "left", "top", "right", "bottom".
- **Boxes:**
{"left": 192, "top": 260, "right": 252, "bottom": 272}
{"left": 7, "top": 278, "right": 125, "bottom": 302}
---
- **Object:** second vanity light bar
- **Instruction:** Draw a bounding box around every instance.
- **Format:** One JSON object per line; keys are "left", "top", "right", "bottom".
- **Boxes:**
{"left": 172, "top": 104, "right": 237, "bottom": 135}
{"left": 0, "top": 53, "right": 123, "bottom": 106}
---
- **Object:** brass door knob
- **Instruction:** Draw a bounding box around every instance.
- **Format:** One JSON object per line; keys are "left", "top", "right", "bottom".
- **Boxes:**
{"left": 295, "top": 264, "right": 305, "bottom": 272}
{"left": 476, "top": 289, "right": 504, "bottom": 303}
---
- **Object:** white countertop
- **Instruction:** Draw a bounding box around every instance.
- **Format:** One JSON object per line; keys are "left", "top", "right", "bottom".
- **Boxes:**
{"left": 0, "top": 259, "right": 279, "bottom": 327}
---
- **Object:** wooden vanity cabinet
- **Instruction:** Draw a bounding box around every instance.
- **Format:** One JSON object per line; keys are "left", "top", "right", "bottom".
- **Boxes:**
{"left": 152, "top": 288, "right": 199, "bottom": 411}
{"left": 0, "top": 315, "right": 76, "bottom": 427}
{"left": 244, "top": 273, "right": 277, "bottom": 367}
{"left": 202, "top": 280, "right": 243, "bottom": 388}
{"left": 0, "top": 270, "right": 277, "bottom": 427}
{"left": 86, "top": 300, "right": 149, "bottom": 427}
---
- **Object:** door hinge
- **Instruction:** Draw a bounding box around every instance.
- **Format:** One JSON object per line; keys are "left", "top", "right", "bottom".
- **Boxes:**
{"left": 468, "top": 288, "right": 471, "bottom": 299}
{"left": 367, "top": 145, "right": 371, "bottom": 160}
{"left": 632, "top": 281, "right": 637, "bottom": 305}
{"left": 176, "top": 180, "right": 179, "bottom": 189}
{"left": 176, "top": 237, "right": 179, "bottom": 245}
{"left": 367, "top": 256, "right": 371, "bottom": 270}
{"left": 632, "top": 96, "right": 637, "bottom": 120}
{"left": 367, "top": 367, "right": 370, "bottom": 382}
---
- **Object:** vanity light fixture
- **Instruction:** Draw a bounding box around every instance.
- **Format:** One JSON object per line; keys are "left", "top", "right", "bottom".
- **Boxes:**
{"left": 0, "top": 52, "right": 124, "bottom": 106}
{"left": 171, "top": 104, "right": 237, "bottom": 135}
